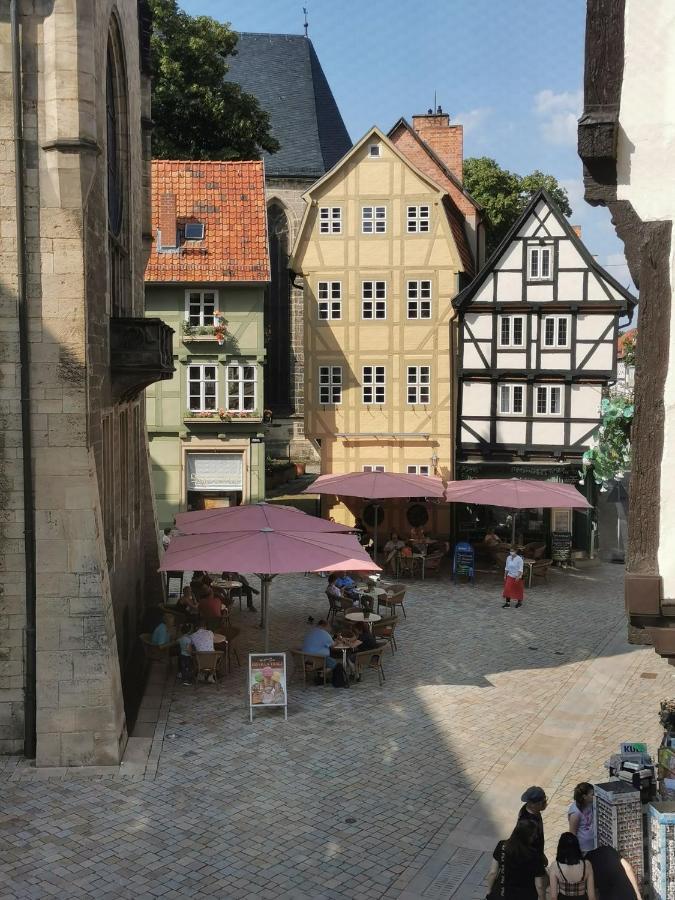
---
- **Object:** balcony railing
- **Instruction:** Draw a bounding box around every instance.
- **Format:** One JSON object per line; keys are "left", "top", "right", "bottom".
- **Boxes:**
{"left": 111, "top": 317, "right": 175, "bottom": 403}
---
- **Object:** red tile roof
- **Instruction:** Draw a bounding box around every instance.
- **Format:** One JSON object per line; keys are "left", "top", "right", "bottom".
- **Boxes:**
{"left": 146, "top": 160, "right": 270, "bottom": 283}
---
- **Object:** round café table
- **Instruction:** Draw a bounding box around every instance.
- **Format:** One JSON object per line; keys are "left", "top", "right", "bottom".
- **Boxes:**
{"left": 213, "top": 580, "right": 242, "bottom": 610}
{"left": 345, "top": 611, "right": 381, "bottom": 631}
{"left": 332, "top": 637, "right": 362, "bottom": 669}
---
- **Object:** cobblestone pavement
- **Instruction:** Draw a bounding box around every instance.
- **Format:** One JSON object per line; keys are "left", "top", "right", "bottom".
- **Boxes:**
{"left": 1, "top": 562, "right": 673, "bottom": 899}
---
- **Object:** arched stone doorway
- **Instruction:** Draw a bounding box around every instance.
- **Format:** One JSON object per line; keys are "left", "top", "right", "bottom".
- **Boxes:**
{"left": 265, "top": 203, "right": 291, "bottom": 413}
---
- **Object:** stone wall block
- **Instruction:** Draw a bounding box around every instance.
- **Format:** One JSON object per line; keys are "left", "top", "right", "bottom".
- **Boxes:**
{"left": 35, "top": 572, "right": 77, "bottom": 596}
{"left": 36, "top": 538, "right": 68, "bottom": 573}
{"left": 60, "top": 730, "right": 95, "bottom": 767}
{"left": 72, "top": 649, "right": 110, "bottom": 680}
{"left": 59, "top": 617, "right": 84, "bottom": 650}
{"left": 59, "top": 680, "right": 110, "bottom": 709}
{"left": 48, "top": 412, "right": 86, "bottom": 446}
{"left": 67, "top": 539, "right": 98, "bottom": 574}
{"left": 37, "top": 651, "right": 74, "bottom": 681}
{"left": 39, "top": 707, "right": 77, "bottom": 734}
{"left": 37, "top": 681, "right": 59, "bottom": 709}
{"left": 35, "top": 732, "right": 61, "bottom": 768}
{"left": 83, "top": 616, "right": 107, "bottom": 650}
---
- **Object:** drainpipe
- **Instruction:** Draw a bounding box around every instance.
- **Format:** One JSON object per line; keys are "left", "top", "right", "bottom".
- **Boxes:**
{"left": 11, "top": 0, "right": 37, "bottom": 760}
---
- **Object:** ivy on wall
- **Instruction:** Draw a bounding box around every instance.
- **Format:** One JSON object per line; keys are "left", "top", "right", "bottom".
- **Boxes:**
{"left": 582, "top": 393, "right": 634, "bottom": 489}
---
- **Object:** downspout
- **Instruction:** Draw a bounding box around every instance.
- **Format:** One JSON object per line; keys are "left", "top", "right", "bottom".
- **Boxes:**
{"left": 11, "top": 0, "right": 37, "bottom": 759}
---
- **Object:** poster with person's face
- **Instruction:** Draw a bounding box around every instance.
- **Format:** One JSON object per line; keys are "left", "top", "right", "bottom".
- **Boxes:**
{"left": 249, "top": 653, "right": 287, "bottom": 709}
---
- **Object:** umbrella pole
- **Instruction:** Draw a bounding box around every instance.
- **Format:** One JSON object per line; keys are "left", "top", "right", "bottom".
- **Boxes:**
{"left": 373, "top": 503, "right": 381, "bottom": 563}
{"left": 511, "top": 512, "right": 516, "bottom": 546}
{"left": 263, "top": 576, "right": 274, "bottom": 653}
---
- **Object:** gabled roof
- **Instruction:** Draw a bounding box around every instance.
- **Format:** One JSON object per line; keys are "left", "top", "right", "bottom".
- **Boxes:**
{"left": 388, "top": 117, "right": 481, "bottom": 213}
{"left": 224, "top": 33, "right": 352, "bottom": 179}
{"left": 145, "top": 161, "right": 270, "bottom": 284}
{"left": 453, "top": 189, "right": 638, "bottom": 312}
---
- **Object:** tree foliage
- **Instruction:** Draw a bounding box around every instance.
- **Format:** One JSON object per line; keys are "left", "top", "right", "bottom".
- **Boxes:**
{"left": 148, "top": 0, "right": 279, "bottom": 160}
{"left": 463, "top": 157, "right": 573, "bottom": 256}
{"left": 582, "top": 393, "right": 634, "bottom": 488}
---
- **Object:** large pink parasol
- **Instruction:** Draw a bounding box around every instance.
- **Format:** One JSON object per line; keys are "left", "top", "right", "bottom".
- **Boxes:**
{"left": 444, "top": 478, "right": 591, "bottom": 543}
{"left": 164, "top": 503, "right": 379, "bottom": 650}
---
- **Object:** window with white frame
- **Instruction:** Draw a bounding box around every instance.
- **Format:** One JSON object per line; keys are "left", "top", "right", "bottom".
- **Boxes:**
{"left": 362, "top": 365, "right": 385, "bottom": 404}
{"left": 319, "top": 206, "right": 342, "bottom": 234}
{"left": 317, "top": 281, "right": 342, "bottom": 320}
{"left": 406, "top": 464, "right": 430, "bottom": 476}
{"left": 319, "top": 366, "right": 342, "bottom": 404}
{"left": 186, "top": 290, "right": 216, "bottom": 327}
{"left": 362, "top": 206, "right": 387, "bottom": 233}
{"left": 227, "top": 364, "right": 256, "bottom": 411}
{"left": 407, "top": 205, "right": 430, "bottom": 233}
{"left": 535, "top": 384, "right": 562, "bottom": 415}
{"left": 528, "top": 245, "right": 552, "bottom": 280}
{"left": 407, "top": 365, "right": 431, "bottom": 404}
{"left": 363, "top": 464, "right": 385, "bottom": 473}
{"left": 362, "top": 281, "right": 387, "bottom": 319}
{"left": 498, "top": 315, "right": 525, "bottom": 348}
{"left": 407, "top": 280, "right": 432, "bottom": 318}
{"left": 368, "top": 144, "right": 381, "bottom": 158}
{"left": 498, "top": 383, "right": 525, "bottom": 415}
{"left": 188, "top": 364, "right": 217, "bottom": 412}
{"left": 543, "top": 315, "right": 570, "bottom": 348}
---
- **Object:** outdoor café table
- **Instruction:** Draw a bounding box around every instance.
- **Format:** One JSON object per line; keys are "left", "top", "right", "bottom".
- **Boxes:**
{"left": 213, "top": 579, "right": 242, "bottom": 608}
{"left": 332, "top": 637, "right": 362, "bottom": 668}
{"left": 345, "top": 611, "right": 381, "bottom": 631}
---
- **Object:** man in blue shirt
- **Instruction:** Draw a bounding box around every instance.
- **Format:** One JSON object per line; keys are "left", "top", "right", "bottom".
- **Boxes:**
{"left": 335, "top": 572, "right": 360, "bottom": 603}
{"left": 302, "top": 619, "right": 337, "bottom": 669}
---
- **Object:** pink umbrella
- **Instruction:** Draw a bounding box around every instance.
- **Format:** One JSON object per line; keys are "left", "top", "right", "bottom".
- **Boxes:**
{"left": 164, "top": 504, "right": 379, "bottom": 650}
{"left": 443, "top": 479, "right": 591, "bottom": 543}
{"left": 305, "top": 471, "right": 445, "bottom": 557}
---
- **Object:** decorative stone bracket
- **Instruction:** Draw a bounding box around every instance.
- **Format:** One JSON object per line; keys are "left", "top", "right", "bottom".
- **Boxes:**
{"left": 110, "top": 317, "right": 175, "bottom": 403}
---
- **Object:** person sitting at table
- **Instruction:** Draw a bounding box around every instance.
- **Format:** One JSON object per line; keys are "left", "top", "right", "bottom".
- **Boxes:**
{"left": 335, "top": 572, "right": 360, "bottom": 602}
{"left": 221, "top": 571, "right": 257, "bottom": 612}
{"left": 176, "top": 586, "right": 199, "bottom": 619}
{"left": 383, "top": 531, "right": 406, "bottom": 574}
{"left": 302, "top": 619, "right": 338, "bottom": 669}
{"left": 352, "top": 620, "right": 381, "bottom": 653}
{"left": 409, "top": 525, "right": 429, "bottom": 555}
{"left": 151, "top": 613, "right": 175, "bottom": 646}
{"left": 190, "top": 620, "right": 215, "bottom": 652}
{"left": 177, "top": 623, "right": 194, "bottom": 685}
{"left": 326, "top": 573, "right": 344, "bottom": 605}
{"left": 485, "top": 528, "right": 501, "bottom": 547}
{"left": 197, "top": 585, "right": 222, "bottom": 622}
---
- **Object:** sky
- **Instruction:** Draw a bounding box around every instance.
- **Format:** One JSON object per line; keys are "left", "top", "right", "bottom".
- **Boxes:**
{"left": 182, "top": 0, "right": 635, "bottom": 310}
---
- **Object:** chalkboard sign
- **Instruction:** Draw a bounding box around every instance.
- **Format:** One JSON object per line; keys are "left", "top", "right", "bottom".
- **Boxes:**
{"left": 551, "top": 531, "right": 572, "bottom": 561}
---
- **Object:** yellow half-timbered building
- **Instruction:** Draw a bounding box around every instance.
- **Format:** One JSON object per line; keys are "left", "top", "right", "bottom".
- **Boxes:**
{"left": 291, "top": 123, "right": 475, "bottom": 535}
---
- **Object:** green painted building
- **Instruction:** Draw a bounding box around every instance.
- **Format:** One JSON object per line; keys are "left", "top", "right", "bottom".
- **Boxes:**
{"left": 145, "top": 161, "right": 270, "bottom": 527}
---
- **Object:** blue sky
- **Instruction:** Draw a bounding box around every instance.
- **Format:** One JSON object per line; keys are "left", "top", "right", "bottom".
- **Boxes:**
{"left": 182, "top": 0, "right": 634, "bottom": 305}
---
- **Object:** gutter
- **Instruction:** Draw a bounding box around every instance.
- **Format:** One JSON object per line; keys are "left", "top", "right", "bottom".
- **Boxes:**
{"left": 11, "top": 0, "right": 37, "bottom": 759}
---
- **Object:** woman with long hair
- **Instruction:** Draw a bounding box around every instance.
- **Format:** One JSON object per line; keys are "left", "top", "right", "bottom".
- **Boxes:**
{"left": 548, "top": 832, "right": 596, "bottom": 900}
{"left": 485, "top": 818, "right": 546, "bottom": 899}
{"left": 568, "top": 783, "right": 596, "bottom": 854}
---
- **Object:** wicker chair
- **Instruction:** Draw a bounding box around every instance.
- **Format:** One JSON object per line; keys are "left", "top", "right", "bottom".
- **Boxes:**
{"left": 193, "top": 650, "right": 224, "bottom": 684}
{"left": 325, "top": 589, "right": 341, "bottom": 623}
{"left": 139, "top": 633, "right": 171, "bottom": 664}
{"left": 372, "top": 615, "right": 398, "bottom": 654}
{"left": 290, "top": 650, "right": 329, "bottom": 686}
{"left": 353, "top": 645, "right": 386, "bottom": 686}
{"left": 219, "top": 624, "right": 241, "bottom": 669}
{"left": 377, "top": 586, "right": 407, "bottom": 619}
{"left": 424, "top": 552, "right": 444, "bottom": 577}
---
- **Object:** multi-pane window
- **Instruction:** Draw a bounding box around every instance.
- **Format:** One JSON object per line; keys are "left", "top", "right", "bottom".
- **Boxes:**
{"left": 535, "top": 384, "right": 562, "bottom": 415}
{"left": 363, "top": 465, "right": 385, "bottom": 473}
{"left": 186, "top": 290, "right": 216, "bottom": 327}
{"left": 543, "top": 315, "right": 570, "bottom": 348}
{"left": 362, "top": 206, "right": 387, "bottom": 234}
{"left": 318, "top": 281, "right": 342, "bottom": 320}
{"left": 362, "top": 281, "right": 387, "bottom": 319}
{"left": 407, "top": 205, "right": 430, "bottom": 233}
{"left": 362, "top": 365, "right": 385, "bottom": 404}
{"left": 368, "top": 144, "right": 381, "bottom": 158}
{"left": 498, "top": 315, "right": 525, "bottom": 348}
{"left": 319, "top": 207, "right": 341, "bottom": 234}
{"left": 227, "top": 364, "right": 256, "bottom": 411}
{"left": 407, "top": 366, "right": 431, "bottom": 404}
{"left": 528, "top": 245, "right": 552, "bottom": 280}
{"left": 499, "top": 383, "right": 525, "bottom": 415}
{"left": 188, "top": 364, "right": 217, "bottom": 412}
{"left": 406, "top": 465, "right": 430, "bottom": 476}
{"left": 319, "top": 366, "right": 342, "bottom": 404}
{"left": 407, "top": 281, "right": 432, "bottom": 318}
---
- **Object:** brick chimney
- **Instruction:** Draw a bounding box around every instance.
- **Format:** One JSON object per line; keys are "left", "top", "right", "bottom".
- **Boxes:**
{"left": 158, "top": 193, "right": 177, "bottom": 248}
{"left": 571, "top": 225, "right": 582, "bottom": 238}
{"left": 412, "top": 107, "right": 463, "bottom": 183}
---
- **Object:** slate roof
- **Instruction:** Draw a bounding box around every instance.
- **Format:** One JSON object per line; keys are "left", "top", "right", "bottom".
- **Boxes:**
{"left": 224, "top": 33, "right": 352, "bottom": 179}
{"left": 146, "top": 161, "right": 270, "bottom": 283}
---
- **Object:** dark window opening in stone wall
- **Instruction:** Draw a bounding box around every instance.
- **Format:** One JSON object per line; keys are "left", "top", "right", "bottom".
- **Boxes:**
{"left": 265, "top": 203, "right": 291, "bottom": 413}
{"left": 106, "top": 21, "right": 131, "bottom": 317}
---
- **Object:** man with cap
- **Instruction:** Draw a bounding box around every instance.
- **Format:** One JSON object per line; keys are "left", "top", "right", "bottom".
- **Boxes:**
{"left": 518, "top": 786, "right": 548, "bottom": 862}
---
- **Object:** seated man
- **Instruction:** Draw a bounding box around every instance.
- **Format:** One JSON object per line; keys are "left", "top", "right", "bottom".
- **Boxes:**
{"left": 484, "top": 528, "right": 501, "bottom": 547}
{"left": 352, "top": 620, "right": 380, "bottom": 653}
{"left": 190, "top": 620, "right": 215, "bottom": 652}
{"left": 151, "top": 613, "right": 174, "bottom": 646}
{"left": 335, "top": 571, "right": 360, "bottom": 602}
{"left": 197, "top": 585, "right": 222, "bottom": 622}
{"left": 222, "top": 571, "right": 258, "bottom": 612}
{"left": 302, "top": 619, "right": 337, "bottom": 669}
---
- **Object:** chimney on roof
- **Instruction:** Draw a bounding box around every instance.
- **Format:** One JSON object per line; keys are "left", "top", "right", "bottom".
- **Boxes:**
{"left": 159, "top": 193, "right": 177, "bottom": 248}
{"left": 571, "top": 225, "right": 582, "bottom": 238}
{"left": 412, "top": 109, "right": 463, "bottom": 184}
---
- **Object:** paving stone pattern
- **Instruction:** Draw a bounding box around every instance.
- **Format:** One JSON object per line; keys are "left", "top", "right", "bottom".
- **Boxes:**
{"left": 1, "top": 563, "right": 672, "bottom": 899}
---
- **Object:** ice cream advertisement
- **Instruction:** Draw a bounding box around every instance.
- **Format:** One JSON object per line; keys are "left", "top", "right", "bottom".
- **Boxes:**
{"left": 249, "top": 653, "right": 287, "bottom": 720}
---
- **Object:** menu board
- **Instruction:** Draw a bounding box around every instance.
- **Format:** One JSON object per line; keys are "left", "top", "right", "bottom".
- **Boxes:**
{"left": 551, "top": 531, "right": 573, "bottom": 562}
{"left": 249, "top": 653, "right": 287, "bottom": 722}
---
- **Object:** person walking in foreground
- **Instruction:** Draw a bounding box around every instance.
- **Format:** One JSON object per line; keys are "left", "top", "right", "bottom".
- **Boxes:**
{"left": 585, "top": 845, "right": 641, "bottom": 899}
{"left": 485, "top": 819, "right": 547, "bottom": 899}
{"left": 503, "top": 546, "right": 524, "bottom": 608}
{"left": 568, "top": 782, "right": 596, "bottom": 854}
{"left": 548, "top": 832, "right": 596, "bottom": 899}
{"left": 518, "top": 786, "right": 548, "bottom": 862}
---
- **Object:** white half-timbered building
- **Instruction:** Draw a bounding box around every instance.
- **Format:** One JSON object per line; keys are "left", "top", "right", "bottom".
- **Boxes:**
{"left": 453, "top": 190, "right": 636, "bottom": 548}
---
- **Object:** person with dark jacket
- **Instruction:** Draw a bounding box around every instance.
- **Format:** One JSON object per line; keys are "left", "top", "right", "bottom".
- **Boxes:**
{"left": 486, "top": 819, "right": 547, "bottom": 900}
{"left": 518, "top": 785, "right": 548, "bottom": 862}
{"left": 585, "top": 846, "right": 640, "bottom": 899}
{"left": 222, "top": 571, "right": 257, "bottom": 612}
